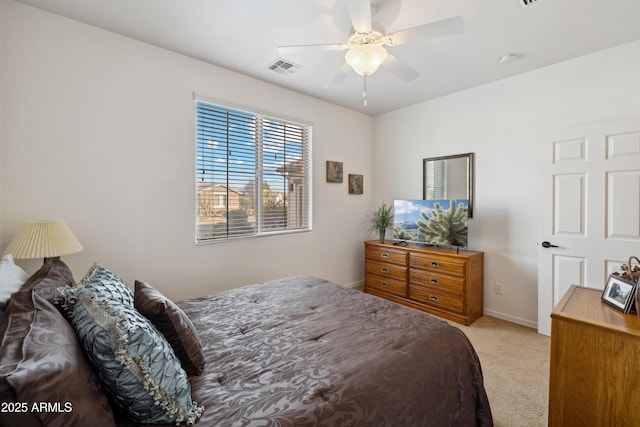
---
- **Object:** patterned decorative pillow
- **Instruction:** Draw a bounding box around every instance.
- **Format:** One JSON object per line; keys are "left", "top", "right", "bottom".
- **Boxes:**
{"left": 134, "top": 280, "right": 205, "bottom": 376}
{"left": 0, "top": 256, "right": 79, "bottom": 420}
{"left": 0, "top": 290, "right": 116, "bottom": 427}
{"left": 78, "top": 263, "right": 134, "bottom": 307}
{"left": 20, "top": 256, "right": 77, "bottom": 301}
{"left": 57, "top": 285, "right": 204, "bottom": 425}
{"left": 1, "top": 257, "right": 77, "bottom": 367}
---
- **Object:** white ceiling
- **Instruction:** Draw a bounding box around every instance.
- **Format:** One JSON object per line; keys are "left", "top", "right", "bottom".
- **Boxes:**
{"left": 14, "top": 0, "right": 640, "bottom": 115}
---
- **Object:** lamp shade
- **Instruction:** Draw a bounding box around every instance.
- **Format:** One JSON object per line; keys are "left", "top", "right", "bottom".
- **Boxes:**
{"left": 345, "top": 44, "right": 388, "bottom": 76}
{"left": 2, "top": 220, "right": 84, "bottom": 259}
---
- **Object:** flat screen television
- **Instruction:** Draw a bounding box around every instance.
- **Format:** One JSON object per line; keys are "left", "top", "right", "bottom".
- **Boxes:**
{"left": 393, "top": 199, "right": 468, "bottom": 248}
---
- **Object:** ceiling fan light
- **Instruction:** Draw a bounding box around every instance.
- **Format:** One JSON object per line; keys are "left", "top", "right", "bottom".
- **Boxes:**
{"left": 345, "top": 44, "right": 388, "bottom": 76}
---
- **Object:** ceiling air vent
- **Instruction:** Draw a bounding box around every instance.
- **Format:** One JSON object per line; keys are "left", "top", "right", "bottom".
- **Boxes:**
{"left": 267, "top": 58, "right": 302, "bottom": 75}
{"left": 517, "top": 0, "right": 539, "bottom": 6}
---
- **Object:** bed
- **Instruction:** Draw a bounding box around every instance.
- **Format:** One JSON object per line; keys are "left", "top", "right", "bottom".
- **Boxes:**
{"left": 0, "top": 257, "right": 493, "bottom": 427}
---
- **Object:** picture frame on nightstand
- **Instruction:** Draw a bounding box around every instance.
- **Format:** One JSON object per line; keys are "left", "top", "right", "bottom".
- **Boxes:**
{"left": 601, "top": 274, "right": 637, "bottom": 313}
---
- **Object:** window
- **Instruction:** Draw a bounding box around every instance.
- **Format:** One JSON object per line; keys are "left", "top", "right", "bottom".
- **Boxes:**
{"left": 195, "top": 99, "right": 312, "bottom": 242}
{"left": 213, "top": 194, "right": 226, "bottom": 208}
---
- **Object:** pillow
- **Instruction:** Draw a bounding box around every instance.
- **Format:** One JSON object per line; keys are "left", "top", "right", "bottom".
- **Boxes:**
{"left": 0, "top": 289, "right": 116, "bottom": 427}
{"left": 19, "top": 256, "right": 76, "bottom": 302}
{"left": 134, "top": 280, "right": 205, "bottom": 376}
{"left": 1, "top": 256, "right": 76, "bottom": 366}
{"left": 0, "top": 254, "right": 29, "bottom": 307}
{"left": 78, "top": 263, "right": 134, "bottom": 307}
{"left": 57, "top": 285, "right": 204, "bottom": 425}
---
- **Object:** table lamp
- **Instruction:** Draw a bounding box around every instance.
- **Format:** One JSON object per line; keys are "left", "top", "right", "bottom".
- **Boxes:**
{"left": 2, "top": 220, "right": 84, "bottom": 262}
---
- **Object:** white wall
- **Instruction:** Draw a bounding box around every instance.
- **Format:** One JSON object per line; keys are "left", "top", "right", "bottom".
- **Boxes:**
{"left": 373, "top": 40, "right": 640, "bottom": 327}
{"left": 0, "top": 0, "right": 373, "bottom": 300}
{"left": 0, "top": 0, "right": 6, "bottom": 242}
{"left": 4, "top": 1, "right": 640, "bottom": 327}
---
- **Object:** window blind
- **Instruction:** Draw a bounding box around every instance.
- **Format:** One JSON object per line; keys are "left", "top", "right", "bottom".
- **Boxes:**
{"left": 195, "top": 100, "right": 312, "bottom": 242}
{"left": 426, "top": 159, "right": 447, "bottom": 199}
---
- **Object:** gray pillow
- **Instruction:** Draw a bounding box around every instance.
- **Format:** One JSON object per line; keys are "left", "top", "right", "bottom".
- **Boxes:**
{"left": 1, "top": 290, "right": 116, "bottom": 427}
{"left": 79, "top": 263, "right": 135, "bottom": 306}
{"left": 57, "top": 285, "right": 204, "bottom": 425}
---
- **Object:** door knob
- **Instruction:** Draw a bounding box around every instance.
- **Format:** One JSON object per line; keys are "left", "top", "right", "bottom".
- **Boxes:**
{"left": 541, "top": 241, "right": 559, "bottom": 248}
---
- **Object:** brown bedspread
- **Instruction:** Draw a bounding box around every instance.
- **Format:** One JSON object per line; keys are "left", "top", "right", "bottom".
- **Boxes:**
{"left": 120, "top": 276, "right": 493, "bottom": 426}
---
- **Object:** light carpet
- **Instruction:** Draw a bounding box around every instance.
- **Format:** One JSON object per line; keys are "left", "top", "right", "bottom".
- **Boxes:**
{"left": 452, "top": 316, "right": 550, "bottom": 427}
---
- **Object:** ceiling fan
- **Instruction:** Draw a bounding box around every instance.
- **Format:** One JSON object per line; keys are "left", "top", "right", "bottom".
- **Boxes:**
{"left": 278, "top": 0, "right": 464, "bottom": 106}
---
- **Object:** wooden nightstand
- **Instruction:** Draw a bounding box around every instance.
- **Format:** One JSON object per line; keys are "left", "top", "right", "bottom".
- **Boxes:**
{"left": 549, "top": 285, "right": 640, "bottom": 426}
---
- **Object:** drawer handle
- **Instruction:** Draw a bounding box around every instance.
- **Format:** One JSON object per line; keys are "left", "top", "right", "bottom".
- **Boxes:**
{"left": 381, "top": 253, "right": 389, "bottom": 258}
{"left": 430, "top": 262, "right": 441, "bottom": 268}
{"left": 430, "top": 278, "right": 440, "bottom": 285}
{"left": 429, "top": 295, "right": 440, "bottom": 302}
{"left": 381, "top": 282, "right": 389, "bottom": 287}
{"left": 381, "top": 267, "right": 389, "bottom": 273}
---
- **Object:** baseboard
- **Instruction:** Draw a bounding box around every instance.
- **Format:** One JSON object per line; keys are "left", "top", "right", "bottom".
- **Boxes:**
{"left": 483, "top": 308, "right": 538, "bottom": 330}
{"left": 344, "top": 280, "right": 364, "bottom": 290}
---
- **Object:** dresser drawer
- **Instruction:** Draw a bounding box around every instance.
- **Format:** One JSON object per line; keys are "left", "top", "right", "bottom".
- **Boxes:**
{"left": 365, "top": 274, "right": 407, "bottom": 298}
{"left": 410, "top": 253, "right": 466, "bottom": 276}
{"left": 408, "top": 285, "right": 464, "bottom": 313}
{"left": 410, "top": 269, "right": 464, "bottom": 294}
{"left": 366, "top": 245, "right": 407, "bottom": 266}
{"left": 366, "top": 260, "right": 407, "bottom": 282}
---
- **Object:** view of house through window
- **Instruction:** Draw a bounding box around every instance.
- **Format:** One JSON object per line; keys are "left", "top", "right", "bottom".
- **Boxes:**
{"left": 195, "top": 99, "right": 312, "bottom": 242}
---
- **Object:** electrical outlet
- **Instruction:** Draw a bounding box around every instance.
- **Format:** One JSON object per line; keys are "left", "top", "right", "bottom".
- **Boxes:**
{"left": 495, "top": 282, "right": 504, "bottom": 295}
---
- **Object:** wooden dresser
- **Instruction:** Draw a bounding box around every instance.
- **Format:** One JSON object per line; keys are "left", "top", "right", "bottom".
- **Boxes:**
{"left": 549, "top": 285, "right": 640, "bottom": 426}
{"left": 364, "top": 240, "right": 484, "bottom": 325}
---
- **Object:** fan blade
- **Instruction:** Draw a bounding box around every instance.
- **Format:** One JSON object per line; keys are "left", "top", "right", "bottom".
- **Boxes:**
{"left": 346, "top": 0, "right": 372, "bottom": 33}
{"left": 382, "top": 54, "right": 420, "bottom": 82}
{"left": 325, "top": 63, "right": 352, "bottom": 88}
{"left": 279, "top": 44, "right": 347, "bottom": 54}
{"left": 386, "top": 16, "right": 464, "bottom": 46}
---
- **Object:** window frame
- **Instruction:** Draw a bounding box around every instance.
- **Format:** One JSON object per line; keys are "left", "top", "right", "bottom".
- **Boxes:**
{"left": 194, "top": 95, "right": 313, "bottom": 243}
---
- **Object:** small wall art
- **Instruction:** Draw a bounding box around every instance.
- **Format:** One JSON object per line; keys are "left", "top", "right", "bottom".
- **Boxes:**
{"left": 348, "top": 174, "right": 363, "bottom": 195}
{"left": 326, "top": 161, "right": 343, "bottom": 183}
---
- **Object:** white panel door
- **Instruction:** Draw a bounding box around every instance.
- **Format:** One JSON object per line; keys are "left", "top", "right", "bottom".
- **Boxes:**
{"left": 538, "top": 118, "right": 640, "bottom": 336}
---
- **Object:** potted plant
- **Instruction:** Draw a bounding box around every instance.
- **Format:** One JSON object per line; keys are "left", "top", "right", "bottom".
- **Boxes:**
{"left": 368, "top": 202, "right": 393, "bottom": 243}
{"left": 612, "top": 256, "right": 640, "bottom": 283}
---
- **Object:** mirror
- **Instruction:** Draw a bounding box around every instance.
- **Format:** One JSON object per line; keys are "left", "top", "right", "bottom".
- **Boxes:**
{"left": 423, "top": 152, "right": 474, "bottom": 218}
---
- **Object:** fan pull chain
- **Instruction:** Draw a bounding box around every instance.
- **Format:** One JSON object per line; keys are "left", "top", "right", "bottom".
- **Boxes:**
{"left": 362, "top": 75, "right": 368, "bottom": 107}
